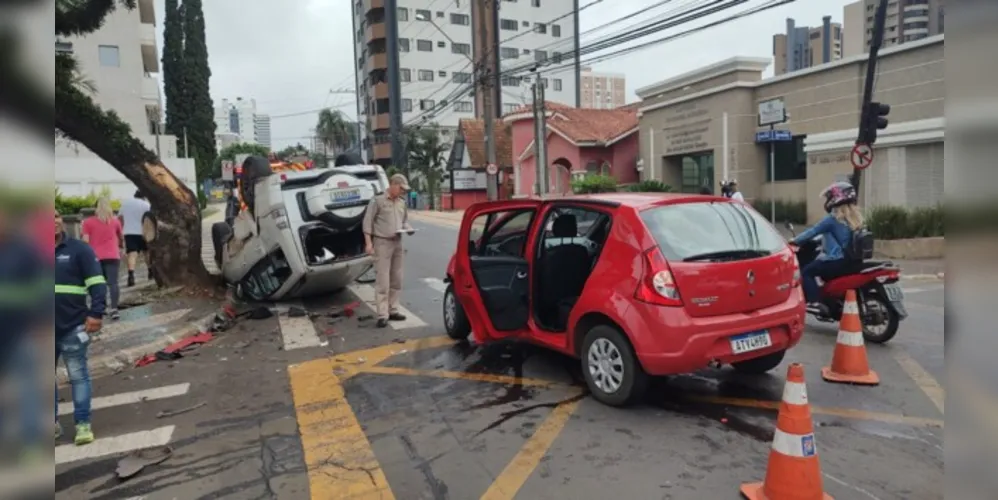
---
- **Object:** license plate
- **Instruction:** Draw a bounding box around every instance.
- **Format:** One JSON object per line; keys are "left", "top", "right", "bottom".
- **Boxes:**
{"left": 329, "top": 189, "right": 360, "bottom": 203}
{"left": 884, "top": 284, "right": 904, "bottom": 302}
{"left": 730, "top": 330, "right": 773, "bottom": 354}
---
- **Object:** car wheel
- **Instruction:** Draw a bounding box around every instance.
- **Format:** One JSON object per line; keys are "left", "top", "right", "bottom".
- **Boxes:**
{"left": 731, "top": 349, "right": 786, "bottom": 374}
{"left": 581, "top": 325, "right": 648, "bottom": 407}
{"left": 443, "top": 283, "right": 471, "bottom": 340}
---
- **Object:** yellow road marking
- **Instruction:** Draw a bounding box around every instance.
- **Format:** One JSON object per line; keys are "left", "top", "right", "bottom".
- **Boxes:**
{"left": 894, "top": 351, "right": 945, "bottom": 413}
{"left": 289, "top": 358, "right": 395, "bottom": 499}
{"left": 362, "top": 365, "right": 561, "bottom": 387}
{"left": 480, "top": 397, "right": 583, "bottom": 500}
{"left": 685, "top": 395, "right": 944, "bottom": 428}
{"left": 329, "top": 336, "right": 455, "bottom": 376}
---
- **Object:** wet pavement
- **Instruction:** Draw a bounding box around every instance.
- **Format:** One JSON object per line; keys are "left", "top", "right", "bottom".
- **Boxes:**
{"left": 54, "top": 218, "right": 945, "bottom": 499}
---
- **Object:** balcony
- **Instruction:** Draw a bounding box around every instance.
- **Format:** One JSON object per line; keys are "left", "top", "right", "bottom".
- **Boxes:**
{"left": 373, "top": 143, "right": 392, "bottom": 160}
{"left": 138, "top": 0, "right": 156, "bottom": 24}
{"left": 369, "top": 52, "right": 388, "bottom": 72}
{"left": 140, "top": 23, "right": 158, "bottom": 73}
{"left": 366, "top": 22, "right": 386, "bottom": 42}
{"left": 370, "top": 113, "right": 390, "bottom": 131}
{"left": 141, "top": 76, "right": 160, "bottom": 104}
{"left": 372, "top": 82, "right": 389, "bottom": 99}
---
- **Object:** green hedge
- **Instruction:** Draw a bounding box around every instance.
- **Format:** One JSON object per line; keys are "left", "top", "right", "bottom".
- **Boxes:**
{"left": 750, "top": 199, "right": 808, "bottom": 224}
{"left": 55, "top": 187, "right": 121, "bottom": 215}
{"left": 626, "top": 180, "right": 673, "bottom": 192}
{"left": 866, "top": 205, "right": 944, "bottom": 240}
{"left": 571, "top": 174, "right": 618, "bottom": 194}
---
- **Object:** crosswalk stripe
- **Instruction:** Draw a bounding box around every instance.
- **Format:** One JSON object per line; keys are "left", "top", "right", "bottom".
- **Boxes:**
{"left": 422, "top": 277, "right": 447, "bottom": 294}
{"left": 278, "top": 301, "right": 323, "bottom": 350}
{"left": 59, "top": 383, "right": 191, "bottom": 417}
{"left": 347, "top": 283, "right": 428, "bottom": 329}
{"left": 55, "top": 426, "right": 175, "bottom": 465}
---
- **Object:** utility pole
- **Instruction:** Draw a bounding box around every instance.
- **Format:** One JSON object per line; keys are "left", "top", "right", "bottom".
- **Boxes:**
{"left": 385, "top": 0, "right": 406, "bottom": 173}
{"left": 533, "top": 79, "right": 549, "bottom": 196}
{"left": 183, "top": 126, "right": 189, "bottom": 159}
{"left": 852, "top": 0, "right": 890, "bottom": 193}
{"left": 477, "top": 0, "right": 499, "bottom": 201}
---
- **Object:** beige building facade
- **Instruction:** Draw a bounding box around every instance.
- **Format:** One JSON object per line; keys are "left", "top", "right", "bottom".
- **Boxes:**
{"left": 635, "top": 34, "right": 943, "bottom": 223}
{"left": 580, "top": 67, "right": 627, "bottom": 109}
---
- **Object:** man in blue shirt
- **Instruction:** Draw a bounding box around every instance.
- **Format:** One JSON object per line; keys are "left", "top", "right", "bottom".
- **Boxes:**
{"left": 54, "top": 212, "right": 107, "bottom": 445}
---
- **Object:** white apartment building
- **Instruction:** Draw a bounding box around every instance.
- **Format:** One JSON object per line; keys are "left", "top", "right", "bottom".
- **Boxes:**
{"left": 54, "top": 0, "right": 196, "bottom": 201}
{"left": 352, "top": 0, "right": 580, "bottom": 165}
{"left": 843, "top": 0, "right": 945, "bottom": 57}
{"left": 579, "top": 67, "right": 626, "bottom": 109}
{"left": 214, "top": 97, "right": 256, "bottom": 143}
{"left": 254, "top": 114, "right": 272, "bottom": 149}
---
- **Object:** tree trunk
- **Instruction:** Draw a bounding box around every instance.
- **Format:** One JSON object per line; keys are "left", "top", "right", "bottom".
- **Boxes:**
{"left": 55, "top": 81, "right": 213, "bottom": 289}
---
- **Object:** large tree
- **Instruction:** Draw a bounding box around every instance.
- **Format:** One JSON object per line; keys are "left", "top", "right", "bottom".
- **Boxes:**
{"left": 406, "top": 125, "right": 449, "bottom": 209}
{"left": 55, "top": 0, "right": 211, "bottom": 287}
{"left": 314, "top": 108, "right": 354, "bottom": 157}
{"left": 161, "top": 0, "right": 185, "bottom": 147}
{"left": 180, "top": 0, "right": 217, "bottom": 183}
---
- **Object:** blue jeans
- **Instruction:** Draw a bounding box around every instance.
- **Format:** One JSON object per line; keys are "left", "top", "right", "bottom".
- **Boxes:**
{"left": 0, "top": 336, "right": 42, "bottom": 444}
{"left": 801, "top": 258, "right": 850, "bottom": 303}
{"left": 56, "top": 327, "right": 92, "bottom": 425}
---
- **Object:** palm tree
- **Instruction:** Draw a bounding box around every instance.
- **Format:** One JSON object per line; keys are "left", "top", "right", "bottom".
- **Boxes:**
{"left": 406, "top": 125, "right": 450, "bottom": 209}
{"left": 314, "top": 108, "right": 354, "bottom": 157}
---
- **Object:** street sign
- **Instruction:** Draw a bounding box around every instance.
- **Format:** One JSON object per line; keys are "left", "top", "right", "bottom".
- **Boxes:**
{"left": 221, "top": 160, "right": 234, "bottom": 181}
{"left": 486, "top": 163, "right": 498, "bottom": 176}
{"left": 758, "top": 98, "right": 787, "bottom": 126}
{"left": 850, "top": 143, "right": 874, "bottom": 170}
{"left": 755, "top": 130, "right": 793, "bottom": 143}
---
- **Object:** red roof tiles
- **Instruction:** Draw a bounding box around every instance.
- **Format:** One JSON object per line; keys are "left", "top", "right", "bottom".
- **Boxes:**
{"left": 458, "top": 119, "right": 513, "bottom": 168}
{"left": 503, "top": 100, "right": 638, "bottom": 146}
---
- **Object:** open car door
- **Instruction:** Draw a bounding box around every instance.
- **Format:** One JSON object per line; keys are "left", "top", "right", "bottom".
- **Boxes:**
{"left": 454, "top": 200, "right": 542, "bottom": 344}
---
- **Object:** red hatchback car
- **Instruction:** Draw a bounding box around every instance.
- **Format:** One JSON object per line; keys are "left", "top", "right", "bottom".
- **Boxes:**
{"left": 442, "top": 193, "right": 806, "bottom": 406}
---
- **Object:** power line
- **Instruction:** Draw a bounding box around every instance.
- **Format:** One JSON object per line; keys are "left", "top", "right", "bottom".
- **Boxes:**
{"left": 269, "top": 101, "right": 356, "bottom": 120}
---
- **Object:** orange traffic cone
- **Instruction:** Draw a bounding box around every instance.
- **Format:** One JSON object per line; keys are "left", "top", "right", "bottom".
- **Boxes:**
{"left": 821, "top": 289, "right": 879, "bottom": 385}
{"left": 741, "top": 363, "right": 832, "bottom": 500}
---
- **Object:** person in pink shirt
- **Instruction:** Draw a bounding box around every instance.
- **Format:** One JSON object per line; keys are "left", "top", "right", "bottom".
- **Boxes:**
{"left": 81, "top": 197, "right": 124, "bottom": 320}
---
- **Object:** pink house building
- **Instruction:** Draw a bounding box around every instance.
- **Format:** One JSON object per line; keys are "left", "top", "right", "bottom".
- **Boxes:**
{"left": 504, "top": 102, "right": 640, "bottom": 196}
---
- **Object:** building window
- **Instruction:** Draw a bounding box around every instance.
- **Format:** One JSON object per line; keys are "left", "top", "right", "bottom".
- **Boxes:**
{"left": 553, "top": 79, "right": 562, "bottom": 91}
{"left": 522, "top": 21, "right": 530, "bottom": 27}
{"left": 399, "top": 38, "right": 410, "bottom": 52}
{"left": 417, "top": 39, "right": 433, "bottom": 51}
{"left": 438, "top": 70, "right": 447, "bottom": 78}
{"left": 437, "top": 11, "right": 444, "bottom": 18}
{"left": 552, "top": 51, "right": 562, "bottom": 63}
{"left": 500, "top": 47, "right": 519, "bottom": 59}
{"left": 98, "top": 45, "right": 120, "bottom": 67}
{"left": 398, "top": 7, "right": 409, "bottom": 21}
{"left": 55, "top": 41, "right": 74, "bottom": 54}
{"left": 420, "top": 99, "right": 435, "bottom": 111}
{"left": 450, "top": 13, "right": 470, "bottom": 25}
{"left": 501, "top": 75, "right": 521, "bottom": 87}
{"left": 504, "top": 103, "right": 519, "bottom": 114}
{"left": 437, "top": 40, "right": 446, "bottom": 48}
{"left": 540, "top": 78, "right": 548, "bottom": 88}
{"left": 534, "top": 50, "right": 547, "bottom": 62}
{"left": 402, "top": 99, "right": 413, "bottom": 112}
{"left": 418, "top": 69, "right": 434, "bottom": 81}
{"left": 400, "top": 68, "right": 411, "bottom": 82}
{"left": 552, "top": 24, "right": 561, "bottom": 37}
{"left": 535, "top": 23, "right": 546, "bottom": 34}
{"left": 532, "top": 0, "right": 540, "bottom": 6}
{"left": 453, "top": 101, "right": 473, "bottom": 112}
{"left": 452, "top": 71, "right": 472, "bottom": 83}
{"left": 500, "top": 19, "right": 518, "bottom": 30}
{"left": 522, "top": 48, "right": 530, "bottom": 54}
{"left": 415, "top": 9, "right": 431, "bottom": 20}
{"left": 452, "top": 42, "right": 471, "bottom": 55}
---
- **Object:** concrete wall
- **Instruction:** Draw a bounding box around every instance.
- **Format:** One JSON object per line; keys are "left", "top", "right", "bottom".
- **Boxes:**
{"left": 55, "top": 157, "right": 198, "bottom": 202}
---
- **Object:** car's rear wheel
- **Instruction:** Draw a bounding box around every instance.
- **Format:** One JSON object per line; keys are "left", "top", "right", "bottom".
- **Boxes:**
{"left": 731, "top": 349, "right": 786, "bottom": 374}
{"left": 443, "top": 283, "right": 471, "bottom": 340}
{"left": 581, "top": 325, "right": 648, "bottom": 407}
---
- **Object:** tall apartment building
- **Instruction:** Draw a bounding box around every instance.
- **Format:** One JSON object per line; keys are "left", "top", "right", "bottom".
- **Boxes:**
{"left": 351, "top": 0, "right": 580, "bottom": 167}
{"left": 842, "top": 0, "right": 945, "bottom": 57}
{"left": 772, "top": 16, "right": 843, "bottom": 75}
{"left": 214, "top": 97, "right": 271, "bottom": 148}
{"left": 579, "top": 67, "right": 626, "bottom": 109}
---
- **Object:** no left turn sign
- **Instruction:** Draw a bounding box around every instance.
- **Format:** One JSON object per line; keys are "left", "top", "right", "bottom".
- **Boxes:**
{"left": 486, "top": 163, "right": 498, "bottom": 175}
{"left": 850, "top": 143, "right": 874, "bottom": 170}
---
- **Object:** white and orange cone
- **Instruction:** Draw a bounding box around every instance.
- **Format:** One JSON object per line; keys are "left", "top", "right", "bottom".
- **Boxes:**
{"left": 741, "top": 363, "right": 833, "bottom": 500}
{"left": 821, "top": 289, "right": 879, "bottom": 385}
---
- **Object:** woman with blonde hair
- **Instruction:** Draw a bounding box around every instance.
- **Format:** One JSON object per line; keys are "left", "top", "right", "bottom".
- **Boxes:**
{"left": 789, "top": 181, "right": 864, "bottom": 312}
{"left": 81, "top": 196, "right": 123, "bottom": 320}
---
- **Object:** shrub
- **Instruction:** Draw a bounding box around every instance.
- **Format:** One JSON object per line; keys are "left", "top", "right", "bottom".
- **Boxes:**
{"left": 750, "top": 199, "right": 808, "bottom": 224}
{"left": 626, "top": 180, "right": 673, "bottom": 193}
{"left": 55, "top": 187, "right": 121, "bottom": 215}
{"left": 865, "top": 204, "right": 944, "bottom": 240}
{"left": 572, "top": 174, "right": 618, "bottom": 194}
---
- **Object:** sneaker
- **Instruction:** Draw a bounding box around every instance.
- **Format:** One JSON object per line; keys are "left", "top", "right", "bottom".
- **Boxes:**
{"left": 376, "top": 318, "right": 389, "bottom": 328}
{"left": 388, "top": 313, "right": 407, "bottom": 321}
{"left": 74, "top": 423, "right": 94, "bottom": 446}
{"left": 55, "top": 423, "right": 63, "bottom": 440}
{"left": 109, "top": 309, "right": 120, "bottom": 321}
{"left": 127, "top": 274, "right": 135, "bottom": 287}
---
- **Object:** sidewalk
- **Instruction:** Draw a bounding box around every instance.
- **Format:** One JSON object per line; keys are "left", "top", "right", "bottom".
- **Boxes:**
{"left": 409, "top": 209, "right": 464, "bottom": 227}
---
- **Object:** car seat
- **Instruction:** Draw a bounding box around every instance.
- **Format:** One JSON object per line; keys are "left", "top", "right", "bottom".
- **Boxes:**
{"left": 538, "top": 214, "right": 592, "bottom": 330}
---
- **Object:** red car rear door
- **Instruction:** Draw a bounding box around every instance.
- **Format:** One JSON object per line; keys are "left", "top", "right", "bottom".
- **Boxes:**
{"left": 455, "top": 201, "right": 542, "bottom": 344}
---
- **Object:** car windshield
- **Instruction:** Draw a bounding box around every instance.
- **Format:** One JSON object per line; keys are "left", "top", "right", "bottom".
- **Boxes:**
{"left": 640, "top": 201, "right": 786, "bottom": 261}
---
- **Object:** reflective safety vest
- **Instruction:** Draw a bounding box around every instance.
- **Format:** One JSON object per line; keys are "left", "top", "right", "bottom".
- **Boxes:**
{"left": 54, "top": 235, "right": 107, "bottom": 336}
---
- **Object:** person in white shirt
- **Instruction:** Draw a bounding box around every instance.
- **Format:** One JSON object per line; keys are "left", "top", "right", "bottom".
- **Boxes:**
{"left": 728, "top": 180, "right": 745, "bottom": 201}
{"left": 118, "top": 191, "right": 152, "bottom": 286}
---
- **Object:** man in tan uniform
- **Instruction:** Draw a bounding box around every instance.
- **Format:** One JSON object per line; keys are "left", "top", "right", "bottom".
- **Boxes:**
{"left": 362, "top": 174, "right": 414, "bottom": 328}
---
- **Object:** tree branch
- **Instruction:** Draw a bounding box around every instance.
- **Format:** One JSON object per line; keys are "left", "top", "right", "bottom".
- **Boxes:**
{"left": 55, "top": 0, "right": 136, "bottom": 37}
{"left": 0, "top": 30, "right": 54, "bottom": 139}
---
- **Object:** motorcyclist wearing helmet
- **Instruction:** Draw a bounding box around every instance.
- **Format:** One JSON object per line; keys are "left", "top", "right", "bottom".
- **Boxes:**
{"left": 789, "top": 181, "right": 865, "bottom": 308}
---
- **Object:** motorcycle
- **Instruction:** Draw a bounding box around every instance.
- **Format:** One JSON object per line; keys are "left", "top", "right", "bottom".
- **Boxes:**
{"left": 786, "top": 222, "right": 907, "bottom": 344}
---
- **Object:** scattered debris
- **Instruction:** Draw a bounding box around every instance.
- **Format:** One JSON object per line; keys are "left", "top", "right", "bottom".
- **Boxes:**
{"left": 392, "top": 338, "right": 406, "bottom": 344}
{"left": 116, "top": 446, "right": 172, "bottom": 480}
{"left": 287, "top": 307, "right": 308, "bottom": 318}
{"left": 241, "top": 306, "right": 274, "bottom": 320}
{"left": 357, "top": 314, "right": 374, "bottom": 322}
{"left": 156, "top": 402, "right": 207, "bottom": 419}
{"left": 135, "top": 332, "right": 215, "bottom": 368}
{"left": 231, "top": 340, "right": 254, "bottom": 350}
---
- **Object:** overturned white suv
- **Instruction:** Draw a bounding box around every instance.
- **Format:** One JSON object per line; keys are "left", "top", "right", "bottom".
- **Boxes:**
{"left": 212, "top": 156, "right": 387, "bottom": 301}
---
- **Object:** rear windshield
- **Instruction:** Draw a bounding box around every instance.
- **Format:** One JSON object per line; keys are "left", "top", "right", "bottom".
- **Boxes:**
{"left": 640, "top": 201, "right": 787, "bottom": 261}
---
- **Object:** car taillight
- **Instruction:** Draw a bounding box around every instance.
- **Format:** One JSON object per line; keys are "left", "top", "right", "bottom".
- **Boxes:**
{"left": 634, "top": 247, "right": 682, "bottom": 307}
{"left": 279, "top": 173, "right": 288, "bottom": 183}
{"left": 791, "top": 254, "right": 802, "bottom": 288}
{"left": 267, "top": 207, "right": 290, "bottom": 229}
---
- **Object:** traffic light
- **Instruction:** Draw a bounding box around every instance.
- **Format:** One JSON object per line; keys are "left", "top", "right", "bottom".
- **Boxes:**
{"left": 863, "top": 101, "right": 890, "bottom": 144}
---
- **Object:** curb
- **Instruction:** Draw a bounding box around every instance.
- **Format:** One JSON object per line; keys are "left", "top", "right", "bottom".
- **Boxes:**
{"left": 58, "top": 312, "right": 218, "bottom": 384}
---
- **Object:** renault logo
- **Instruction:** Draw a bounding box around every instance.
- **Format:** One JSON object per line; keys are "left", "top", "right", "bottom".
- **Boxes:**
{"left": 747, "top": 270, "right": 756, "bottom": 284}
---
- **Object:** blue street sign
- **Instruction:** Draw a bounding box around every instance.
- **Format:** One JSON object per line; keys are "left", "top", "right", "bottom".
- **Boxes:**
{"left": 755, "top": 130, "right": 793, "bottom": 143}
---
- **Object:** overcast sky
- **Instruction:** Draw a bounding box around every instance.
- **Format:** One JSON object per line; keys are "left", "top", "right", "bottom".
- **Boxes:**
{"left": 155, "top": 0, "right": 856, "bottom": 150}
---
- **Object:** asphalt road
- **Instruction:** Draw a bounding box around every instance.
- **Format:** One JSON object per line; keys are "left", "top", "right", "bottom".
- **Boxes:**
{"left": 54, "top": 218, "right": 946, "bottom": 500}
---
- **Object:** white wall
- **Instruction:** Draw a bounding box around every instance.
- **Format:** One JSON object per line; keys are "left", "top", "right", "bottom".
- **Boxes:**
{"left": 55, "top": 157, "right": 198, "bottom": 202}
